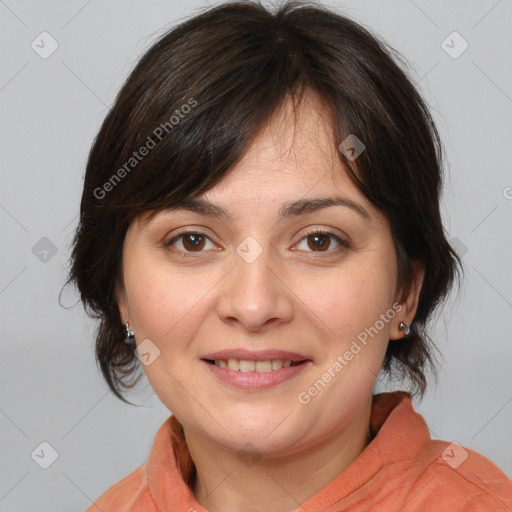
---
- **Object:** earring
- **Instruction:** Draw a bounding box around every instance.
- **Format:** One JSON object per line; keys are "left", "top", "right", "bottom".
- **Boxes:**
{"left": 124, "top": 322, "right": 135, "bottom": 344}
{"left": 399, "top": 322, "right": 410, "bottom": 336}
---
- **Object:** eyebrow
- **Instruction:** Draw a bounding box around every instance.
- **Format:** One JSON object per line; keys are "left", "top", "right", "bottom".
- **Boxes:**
{"left": 148, "top": 195, "right": 371, "bottom": 223}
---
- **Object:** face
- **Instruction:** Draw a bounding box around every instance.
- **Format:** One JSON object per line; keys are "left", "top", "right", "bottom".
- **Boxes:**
{"left": 116, "top": 92, "right": 419, "bottom": 457}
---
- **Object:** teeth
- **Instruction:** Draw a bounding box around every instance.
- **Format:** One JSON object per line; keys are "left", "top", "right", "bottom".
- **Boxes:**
{"left": 239, "top": 360, "right": 255, "bottom": 372}
{"left": 227, "top": 359, "right": 240, "bottom": 371}
{"left": 271, "top": 360, "right": 283, "bottom": 370}
{"left": 255, "top": 360, "right": 272, "bottom": 372}
{"left": 214, "top": 359, "right": 295, "bottom": 372}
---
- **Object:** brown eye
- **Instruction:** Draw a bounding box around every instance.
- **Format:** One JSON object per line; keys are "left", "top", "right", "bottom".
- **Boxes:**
{"left": 307, "top": 233, "right": 331, "bottom": 251}
{"left": 182, "top": 233, "right": 206, "bottom": 251}
{"left": 165, "top": 231, "right": 214, "bottom": 254}
{"left": 296, "top": 230, "right": 349, "bottom": 254}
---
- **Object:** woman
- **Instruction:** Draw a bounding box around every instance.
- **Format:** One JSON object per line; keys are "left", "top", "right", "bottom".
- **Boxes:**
{"left": 67, "top": 1, "right": 512, "bottom": 510}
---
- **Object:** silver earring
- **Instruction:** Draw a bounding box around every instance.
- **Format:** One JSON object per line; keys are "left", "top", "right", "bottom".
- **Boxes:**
{"left": 124, "top": 322, "right": 135, "bottom": 344}
{"left": 399, "top": 322, "right": 410, "bottom": 336}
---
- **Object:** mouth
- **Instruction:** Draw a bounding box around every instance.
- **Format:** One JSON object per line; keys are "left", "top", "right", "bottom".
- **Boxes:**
{"left": 201, "top": 352, "right": 312, "bottom": 390}
{"left": 203, "top": 358, "right": 308, "bottom": 372}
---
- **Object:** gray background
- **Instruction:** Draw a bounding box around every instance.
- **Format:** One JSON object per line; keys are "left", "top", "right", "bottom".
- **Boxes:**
{"left": 1, "top": 0, "right": 511, "bottom": 510}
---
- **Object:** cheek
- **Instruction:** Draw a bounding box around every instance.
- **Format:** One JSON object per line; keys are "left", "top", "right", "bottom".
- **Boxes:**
{"left": 122, "top": 251, "right": 215, "bottom": 408}
{"left": 123, "top": 250, "right": 212, "bottom": 342}
{"left": 295, "top": 258, "right": 396, "bottom": 341}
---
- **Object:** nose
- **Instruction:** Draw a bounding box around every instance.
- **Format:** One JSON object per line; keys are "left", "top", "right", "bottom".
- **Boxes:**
{"left": 216, "top": 240, "right": 294, "bottom": 332}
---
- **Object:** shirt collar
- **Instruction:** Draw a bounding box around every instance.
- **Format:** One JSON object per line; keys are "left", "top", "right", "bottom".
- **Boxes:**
{"left": 146, "top": 391, "right": 431, "bottom": 511}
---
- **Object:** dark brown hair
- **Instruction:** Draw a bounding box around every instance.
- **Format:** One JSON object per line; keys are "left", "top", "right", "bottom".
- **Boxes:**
{"left": 64, "top": 0, "right": 462, "bottom": 405}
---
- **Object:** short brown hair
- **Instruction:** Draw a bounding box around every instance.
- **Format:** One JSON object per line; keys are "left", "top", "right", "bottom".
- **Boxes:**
{"left": 64, "top": 0, "right": 462, "bottom": 404}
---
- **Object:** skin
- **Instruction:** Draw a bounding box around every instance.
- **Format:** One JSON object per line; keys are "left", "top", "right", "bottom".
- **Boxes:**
{"left": 116, "top": 91, "right": 423, "bottom": 512}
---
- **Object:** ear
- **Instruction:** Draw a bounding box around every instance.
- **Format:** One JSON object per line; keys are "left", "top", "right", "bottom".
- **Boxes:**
{"left": 114, "top": 280, "right": 131, "bottom": 326}
{"left": 390, "top": 262, "right": 424, "bottom": 340}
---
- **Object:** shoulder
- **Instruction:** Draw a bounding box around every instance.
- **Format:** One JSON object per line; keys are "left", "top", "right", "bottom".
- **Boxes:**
{"left": 403, "top": 441, "right": 512, "bottom": 511}
{"left": 84, "top": 463, "right": 156, "bottom": 512}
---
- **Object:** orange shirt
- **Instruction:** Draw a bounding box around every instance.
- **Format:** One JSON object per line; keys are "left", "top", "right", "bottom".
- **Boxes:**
{"left": 86, "top": 392, "right": 512, "bottom": 511}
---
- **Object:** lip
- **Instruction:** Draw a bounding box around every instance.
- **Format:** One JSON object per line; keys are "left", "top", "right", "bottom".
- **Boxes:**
{"left": 203, "top": 359, "right": 312, "bottom": 390}
{"left": 201, "top": 349, "right": 311, "bottom": 362}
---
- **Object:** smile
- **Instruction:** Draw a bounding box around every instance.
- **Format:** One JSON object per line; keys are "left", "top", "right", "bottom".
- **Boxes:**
{"left": 205, "top": 358, "right": 305, "bottom": 372}
{"left": 202, "top": 358, "right": 311, "bottom": 390}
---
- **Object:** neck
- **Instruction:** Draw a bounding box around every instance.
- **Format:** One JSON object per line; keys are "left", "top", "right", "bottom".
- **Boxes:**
{"left": 184, "top": 400, "right": 373, "bottom": 512}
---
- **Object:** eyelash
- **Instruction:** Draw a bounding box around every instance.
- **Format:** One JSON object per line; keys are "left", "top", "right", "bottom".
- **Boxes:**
{"left": 164, "top": 229, "right": 350, "bottom": 258}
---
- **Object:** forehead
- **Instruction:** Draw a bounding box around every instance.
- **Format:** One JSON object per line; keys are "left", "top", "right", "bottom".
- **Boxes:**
{"left": 244, "top": 91, "right": 340, "bottom": 174}
{"left": 137, "top": 90, "right": 378, "bottom": 227}
{"left": 198, "top": 92, "right": 370, "bottom": 209}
